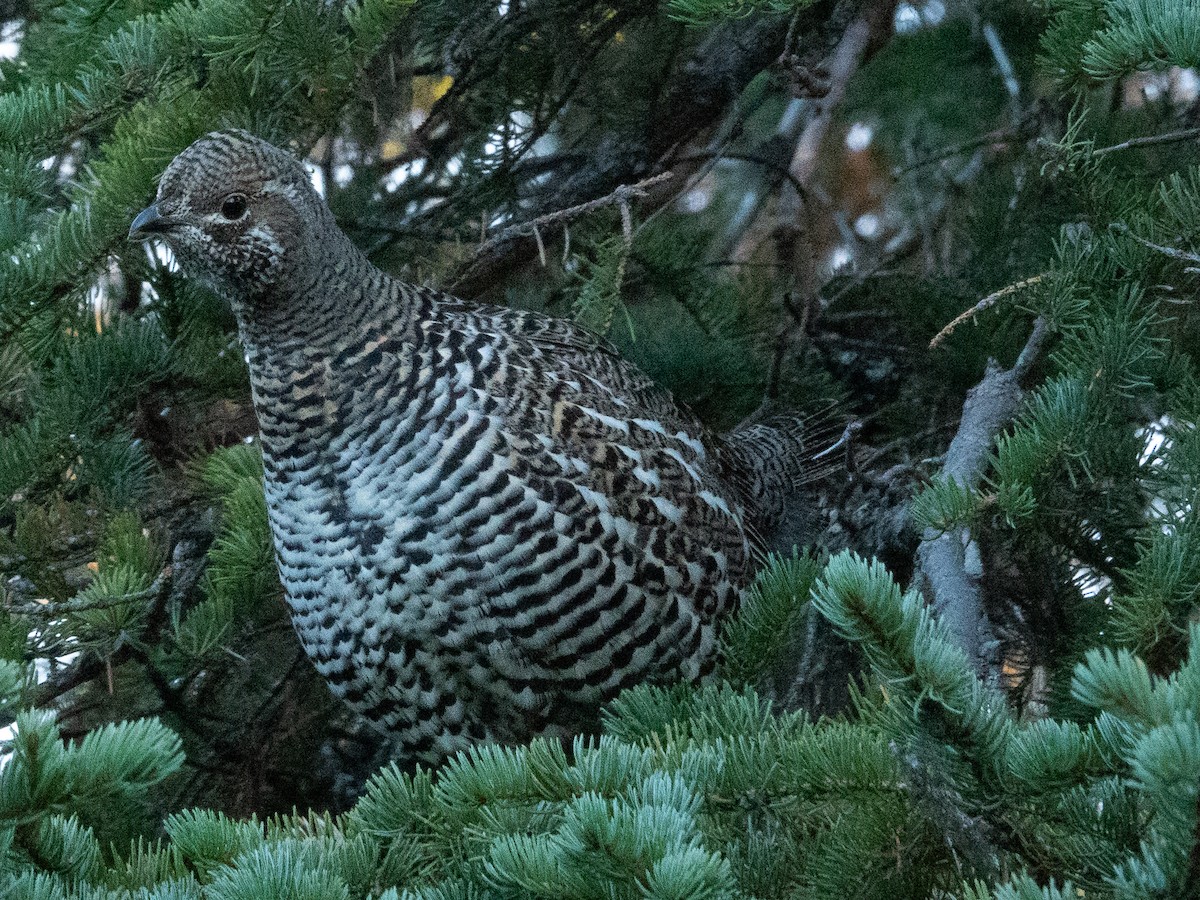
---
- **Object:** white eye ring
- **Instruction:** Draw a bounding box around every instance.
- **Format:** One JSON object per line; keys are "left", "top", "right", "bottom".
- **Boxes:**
{"left": 220, "top": 193, "right": 248, "bottom": 220}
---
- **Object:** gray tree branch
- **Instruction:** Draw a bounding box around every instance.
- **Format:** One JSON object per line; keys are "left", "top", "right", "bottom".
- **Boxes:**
{"left": 916, "top": 317, "right": 1049, "bottom": 682}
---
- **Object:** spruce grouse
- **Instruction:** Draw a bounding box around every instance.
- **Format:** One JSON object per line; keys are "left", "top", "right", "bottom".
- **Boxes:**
{"left": 131, "top": 130, "right": 809, "bottom": 762}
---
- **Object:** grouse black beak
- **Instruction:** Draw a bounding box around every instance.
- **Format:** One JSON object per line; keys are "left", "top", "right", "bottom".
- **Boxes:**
{"left": 129, "top": 202, "right": 178, "bottom": 239}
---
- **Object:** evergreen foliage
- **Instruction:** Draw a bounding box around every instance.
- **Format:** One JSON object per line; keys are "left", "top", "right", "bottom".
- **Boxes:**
{"left": 1, "top": 0, "right": 1199, "bottom": 895}
{"left": 5, "top": 552, "right": 1200, "bottom": 896}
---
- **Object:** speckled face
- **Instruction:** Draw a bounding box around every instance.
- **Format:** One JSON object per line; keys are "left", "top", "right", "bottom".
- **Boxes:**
{"left": 131, "top": 130, "right": 322, "bottom": 300}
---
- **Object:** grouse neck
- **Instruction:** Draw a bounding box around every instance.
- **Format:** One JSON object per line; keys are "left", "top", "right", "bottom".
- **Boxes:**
{"left": 236, "top": 234, "right": 412, "bottom": 363}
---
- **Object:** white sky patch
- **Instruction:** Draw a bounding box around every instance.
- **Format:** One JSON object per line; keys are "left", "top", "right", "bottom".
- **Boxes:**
{"left": 1139, "top": 415, "right": 1172, "bottom": 466}
{"left": 150, "top": 242, "right": 179, "bottom": 271}
{"left": 306, "top": 161, "right": 326, "bottom": 198}
{"left": 845, "top": 122, "right": 874, "bottom": 152}
{"left": 497, "top": 0, "right": 510, "bottom": 14}
{"left": 922, "top": 0, "right": 946, "bottom": 25}
{"left": 1174, "top": 68, "right": 1199, "bottom": 102}
{"left": 35, "top": 653, "right": 80, "bottom": 683}
{"left": 383, "top": 157, "right": 425, "bottom": 193}
{"left": 2, "top": 649, "right": 81, "bottom": 770}
{"left": 480, "top": 120, "right": 531, "bottom": 164}
{"left": 333, "top": 163, "right": 354, "bottom": 187}
{"left": 1136, "top": 416, "right": 1195, "bottom": 528}
{"left": 680, "top": 187, "right": 710, "bottom": 213}
{"left": 894, "top": 3, "right": 921, "bottom": 33}
{"left": 41, "top": 154, "right": 77, "bottom": 179}
{"left": 0, "top": 21, "right": 20, "bottom": 59}
{"left": 854, "top": 212, "right": 881, "bottom": 239}
{"left": 828, "top": 245, "right": 853, "bottom": 272}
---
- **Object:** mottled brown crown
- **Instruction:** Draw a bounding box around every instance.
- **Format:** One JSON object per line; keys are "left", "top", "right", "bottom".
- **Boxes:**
{"left": 148, "top": 130, "right": 340, "bottom": 302}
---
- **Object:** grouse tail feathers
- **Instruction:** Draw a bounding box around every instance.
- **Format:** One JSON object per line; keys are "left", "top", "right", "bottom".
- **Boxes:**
{"left": 719, "top": 407, "right": 839, "bottom": 542}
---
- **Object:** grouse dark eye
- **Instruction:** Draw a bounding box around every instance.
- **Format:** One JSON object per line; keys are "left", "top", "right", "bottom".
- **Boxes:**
{"left": 220, "top": 193, "right": 248, "bottom": 220}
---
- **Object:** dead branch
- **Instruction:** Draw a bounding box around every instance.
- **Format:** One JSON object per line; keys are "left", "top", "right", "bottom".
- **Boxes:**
{"left": 929, "top": 274, "right": 1046, "bottom": 349}
{"left": 915, "top": 317, "right": 1050, "bottom": 682}
{"left": 451, "top": 171, "right": 672, "bottom": 289}
{"left": 1093, "top": 126, "right": 1200, "bottom": 157}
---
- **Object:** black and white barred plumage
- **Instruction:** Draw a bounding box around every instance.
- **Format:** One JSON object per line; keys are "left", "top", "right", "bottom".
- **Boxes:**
{"left": 132, "top": 130, "right": 806, "bottom": 762}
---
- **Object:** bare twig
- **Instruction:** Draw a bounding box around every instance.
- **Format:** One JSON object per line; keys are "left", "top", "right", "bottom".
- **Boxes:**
{"left": 813, "top": 419, "right": 862, "bottom": 461}
{"left": 715, "top": 0, "right": 876, "bottom": 266}
{"left": 891, "top": 115, "right": 1036, "bottom": 178}
{"left": 785, "top": 11, "right": 878, "bottom": 190}
{"left": 767, "top": 289, "right": 814, "bottom": 398}
{"left": 1011, "top": 316, "right": 1050, "bottom": 384}
{"left": 450, "top": 172, "right": 672, "bottom": 288}
{"left": 815, "top": 332, "right": 919, "bottom": 354}
{"left": 12, "top": 581, "right": 160, "bottom": 617}
{"left": 814, "top": 419, "right": 863, "bottom": 478}
{"left": 858, "top": 421, "right": 955, "bottom": 472}
{"left": 983, "top": 23, "right": 1020, "bottom": 109}
{"left": 929, "top": 274, "right": 1046, "bottom": 349}
{"left": 822, "top": 221, "right": 932, "bottom": 310}
{"left": 636, "top": 101, "right": 744, "bottom": 238}
{"left": 532, "top": 225, "right": 546, "bottom": 267}
{"left": 29, "top": 653, "right": 114, "bottom": 710}
{"left": 13, "top": 523, "right": 214, "bottom": 724}
{"left": 1111, "top": 221, "right": 1200, "bottom": 268}
{"left": 1093, "top": 126, "right": 1200, "bottom": 157}
{"left": 452, "top": 7, "right": 819, "bottom": 297}
{"left": 673, "top": 150, "right": 809, "bottom": 199}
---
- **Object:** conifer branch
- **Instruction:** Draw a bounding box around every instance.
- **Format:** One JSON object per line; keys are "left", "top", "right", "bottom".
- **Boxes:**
{"left": 891, "top": 111, "right": 1038, "bottom": 177}
{"left": 929, "top": 275, "right": 1047, "bottom": 350}
{"left": 916, "top": 317, "right": 1049, "bottom": 682}
{"left": 674, "top": 150, "right": 809, "bottom": 196}
{"left": 29, "top": 653, "right": 117, "bottom": 710}
{"left": 452, "top": 171, "right": 673, "bottom": 288}
{"left": 1092, "top": 126, "right": 1200, "bottom": 157}
{"left": 1111, "top": 221, "right": 1200, "bottom": 268}
{"left": 450, "top": 3, "right": 845, "bottom": 296}
{"left": 1187, "top": 789, "right": 1200, "bottom": 897}
{"left": 3, "top": 0, "right": 1200, "bottom": 890}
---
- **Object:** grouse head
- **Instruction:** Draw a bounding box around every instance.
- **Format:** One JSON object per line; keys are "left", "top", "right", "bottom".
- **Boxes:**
{"left": 130, "top": 130, "right": 337, "bottom": 302}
